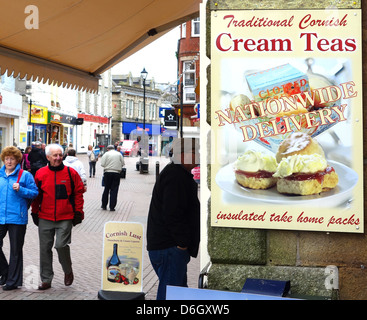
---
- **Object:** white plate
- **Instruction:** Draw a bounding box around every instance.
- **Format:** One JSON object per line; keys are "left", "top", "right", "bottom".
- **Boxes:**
{"left": 215, "top": 160, "right": 358, "bottom": 207}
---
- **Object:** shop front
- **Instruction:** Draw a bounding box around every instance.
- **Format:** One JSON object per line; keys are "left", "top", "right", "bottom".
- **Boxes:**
{"left": 29, "top": 105, "right": 48, "bottom": 144}
{"left": 161, "top": 128, "right": 178, "bottom": 157}
{"left": 122, "top": 121, "right": 161, "bottom": 156}
{"left": 76, "top": 113, "right": 110, "bottom": 153}
{"left": 47, "top": 112, "right": 77, "bottom": 147}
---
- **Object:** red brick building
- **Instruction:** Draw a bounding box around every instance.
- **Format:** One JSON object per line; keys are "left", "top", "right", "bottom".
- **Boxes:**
{"left": 176, "top": 17, "right": 200, "bottom": 136}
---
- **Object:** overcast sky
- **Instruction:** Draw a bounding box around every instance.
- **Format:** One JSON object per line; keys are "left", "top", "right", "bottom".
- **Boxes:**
{"left": 111, "top": 27, "right": 180, "bottom": 84}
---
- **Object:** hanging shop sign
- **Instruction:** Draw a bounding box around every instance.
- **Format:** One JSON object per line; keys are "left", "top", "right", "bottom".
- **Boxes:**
{"left": 30, "top": 105, "right": 48, "bottom": 124}
{"left": 101, "top": 221, "right": 144, "bottom": 293}
{"left": 210, "top": 9, "right": 363, "bottom": 233}
{"left": 48, "top": 112, "right": 76, "bottom": 125}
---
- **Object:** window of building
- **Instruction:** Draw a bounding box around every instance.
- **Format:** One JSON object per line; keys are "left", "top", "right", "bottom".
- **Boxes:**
{"left": 126, "top": 99, "right": 134, "bottom": 118}
{"left": 191, "top": 18, "right": 200, "bottom": 37}
{"left": 183, "top": 61, "right": 196, "bottom": 104}
{"left": 183, "top": 61, "right": 195, "bottom": 86}
{"left": 184, "top": 87, "right": 196, "bottom": 104}
{"left": 149, "top": 102, "right": 157, "bottom": 120}
{"left": 138, "top": 101, "right": 143, "bottom": 119}
{"left": 181, "top": 23, "right": 186, "bottom": 38}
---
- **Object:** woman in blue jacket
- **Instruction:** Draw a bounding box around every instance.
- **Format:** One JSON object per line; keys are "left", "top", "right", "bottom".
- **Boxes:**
{"left": 0, "top": 146, "right": 38, "bottom": 290}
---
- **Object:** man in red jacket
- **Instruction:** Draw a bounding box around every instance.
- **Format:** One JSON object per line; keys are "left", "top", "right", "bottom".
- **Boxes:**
{"left": 31, "top": 144, "right": 84, "bottom": 290}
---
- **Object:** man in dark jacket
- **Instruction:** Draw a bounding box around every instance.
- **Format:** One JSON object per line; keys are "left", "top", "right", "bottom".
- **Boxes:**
{"left": 31, "top": 144, "right": 84, "bottom": 290}
{"left": 28, "top": 141, "right": 47, "bottom": 176}
{"left": 147, "top": 138, "right": 200, "bottom": 300}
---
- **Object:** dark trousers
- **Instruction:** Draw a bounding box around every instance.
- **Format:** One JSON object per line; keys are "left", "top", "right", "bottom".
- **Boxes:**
{"left": 148, "top": 246, "right": 190, "bottom": 300}
{"left": 101, "top": 172, "right": 121, "bottom": 210}
{"left": 89, "top": 161, "right": 96, "bottom": 177}
{"left": 0, "top": 224, "right": 27, "bottom": 287}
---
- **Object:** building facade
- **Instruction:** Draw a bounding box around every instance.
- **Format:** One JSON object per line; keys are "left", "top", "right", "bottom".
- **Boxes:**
{"left": 112, "top": 73, "right": 161, "bottom": 156}
{"left": 4, "top": 70, "right": 111, "bottom": 155}
{"left": 176, "top": 17, "right": 200, "bottom": 138}
{"left": 76, "top": 70, "right": 112, "bottom": 153}
{"left": 0, "top": 73, "right": 24, "bottom": 166}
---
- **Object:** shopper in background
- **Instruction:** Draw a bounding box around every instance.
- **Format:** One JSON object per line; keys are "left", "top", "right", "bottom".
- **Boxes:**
{"left": 63, "top": 148, "right": 87, "bottom": 192}
{"left": 87, "top": 145, "right": 97, "bottom": 178}
{"left": 22, "top": 146, "right": 32, "bottom": 172}
{"left": 100, "top": 145, "right": 125, "bottom": 211}
{"left": 28, "top": 141, "right": 47, "bottom": 176}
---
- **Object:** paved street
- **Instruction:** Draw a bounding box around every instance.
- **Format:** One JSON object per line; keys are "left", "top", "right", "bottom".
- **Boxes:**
{"left": 0, "top": 153, "right": 201, "bottom": 300}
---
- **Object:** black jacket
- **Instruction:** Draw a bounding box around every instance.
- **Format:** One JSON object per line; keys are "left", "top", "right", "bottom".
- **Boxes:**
{"left": 28, "top": 148, "right": 47, "bottom": 172}
{"left": 147, "top": 162, "right": 200, "bottom": 257}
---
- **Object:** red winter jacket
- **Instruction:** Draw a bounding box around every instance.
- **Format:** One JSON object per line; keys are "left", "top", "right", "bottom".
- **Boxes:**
{"left": 32, "top": 164, "right": 84, "bottom": 221}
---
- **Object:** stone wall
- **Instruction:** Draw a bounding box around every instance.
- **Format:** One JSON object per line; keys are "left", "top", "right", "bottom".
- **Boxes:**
{"left": 205, "top": 0, "right": 366, "bottom": 300}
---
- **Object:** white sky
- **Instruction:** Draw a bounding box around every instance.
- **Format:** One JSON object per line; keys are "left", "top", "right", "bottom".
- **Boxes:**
{"left": 111, "top": 27, "right": 180, "bottom": 84}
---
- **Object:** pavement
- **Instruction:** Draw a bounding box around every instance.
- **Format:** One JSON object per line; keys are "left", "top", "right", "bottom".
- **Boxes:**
{"left": 0, "top": 153, "right": 201, "bottom": 300}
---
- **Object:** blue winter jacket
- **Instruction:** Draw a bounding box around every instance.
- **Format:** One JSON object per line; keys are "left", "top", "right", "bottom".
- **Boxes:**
{"left": 0, "top": 164, "right": 38, "bottom": 225}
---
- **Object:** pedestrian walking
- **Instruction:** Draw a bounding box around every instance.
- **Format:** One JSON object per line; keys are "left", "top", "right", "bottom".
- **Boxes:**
{"left": 100, "top": 145, "right": 125, "bottom": 211}
{"left": 87, "top": 145, "right": 97, "bottom": 178}
{"left": 0, "top": 146, "right": 38, "bottom": 290}
{"left": 28, "top": 141, "right": 47, "bottom": 176}
{"left": 146, "top": 138, "right": 200, "bottom": 300}
{"left": 31, "top": 144, "right": 85, "bottom": 290}
{"left": 63, "top": 148, "right": 87, "bottom": 192}
{"left": 22, "top": 146, "right": 31, "bottom": 172}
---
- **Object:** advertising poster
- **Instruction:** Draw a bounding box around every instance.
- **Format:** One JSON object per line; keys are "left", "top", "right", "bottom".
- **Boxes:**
{"left": 210, "top": 9, "right": 363, "bottom": 233}
{"left": 30, "top": 105, "right": 48, "bottom": 124}
{"left": 101, "top": 221, "right": 144, "bottom": 292}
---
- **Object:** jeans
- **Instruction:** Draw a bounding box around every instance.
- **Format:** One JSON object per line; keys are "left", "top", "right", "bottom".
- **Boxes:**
{"left": 148, "top": 246, "right": 190, "bottom": 300}
{"left": 89, "top": 161, "right": 96, "bottom": 177}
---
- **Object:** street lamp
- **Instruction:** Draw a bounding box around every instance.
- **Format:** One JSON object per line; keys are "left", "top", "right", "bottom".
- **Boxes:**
{"left": 141, "top": 68, "right": 148, "bottom": 131}
{"left": 139, "top": 68, "right": 149, "bottom": 174}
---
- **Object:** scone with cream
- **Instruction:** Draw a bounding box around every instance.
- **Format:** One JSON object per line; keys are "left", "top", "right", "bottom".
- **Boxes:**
{"left": 235, "top": 150, "right": 278, "bottom": 189}
{"left": 275, "top": 132, "right": 325, "bottom": 163}
{"left": 273, "top": 154, "right": 338, "bottom": 195}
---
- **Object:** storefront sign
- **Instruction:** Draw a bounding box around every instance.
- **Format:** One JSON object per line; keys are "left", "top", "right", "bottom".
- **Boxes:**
{"left": 123, "top": 122, "right": 161, "bottom": 135}
{"left": 101, "top": 221, "right": 144, "bottom": 292}
{"left": 49, "top": 112, "right": 76, "bottom": 125}
{"left": 30, "top": 105, "right": 48, "bottom": 124}
{"left": 210, "top": 9, "right": 363, "bottom": 233}
{"left": 0, "top": 90, "right": 22, "bottom": 117}
{"left": 78, "top": 113, "right": 109, "bottom": 124}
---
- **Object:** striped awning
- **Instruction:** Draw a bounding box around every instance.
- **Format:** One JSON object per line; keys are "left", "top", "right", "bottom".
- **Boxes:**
{"left": 0, "top": 0, "right": 200, "bottom": 92}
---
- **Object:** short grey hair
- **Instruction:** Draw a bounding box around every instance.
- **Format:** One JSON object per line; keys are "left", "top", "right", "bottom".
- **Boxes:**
{"left": 45, "top": 144, "right": 64, "bottom": 156}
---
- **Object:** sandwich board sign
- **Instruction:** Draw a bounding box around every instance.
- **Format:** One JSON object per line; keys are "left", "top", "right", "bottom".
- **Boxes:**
{"left": 101, "top": 221, "right": 144, "bottom": 292}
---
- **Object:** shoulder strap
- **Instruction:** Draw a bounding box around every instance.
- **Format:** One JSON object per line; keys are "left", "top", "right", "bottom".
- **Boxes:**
{"left": 67, "top": 166, "right": 75, "bottom": 192}
{"left": 17, "top": 169, "right": 24, "bottom": 183}
{"left": 67, "top": 166, "right": 76, "bottom": 212}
